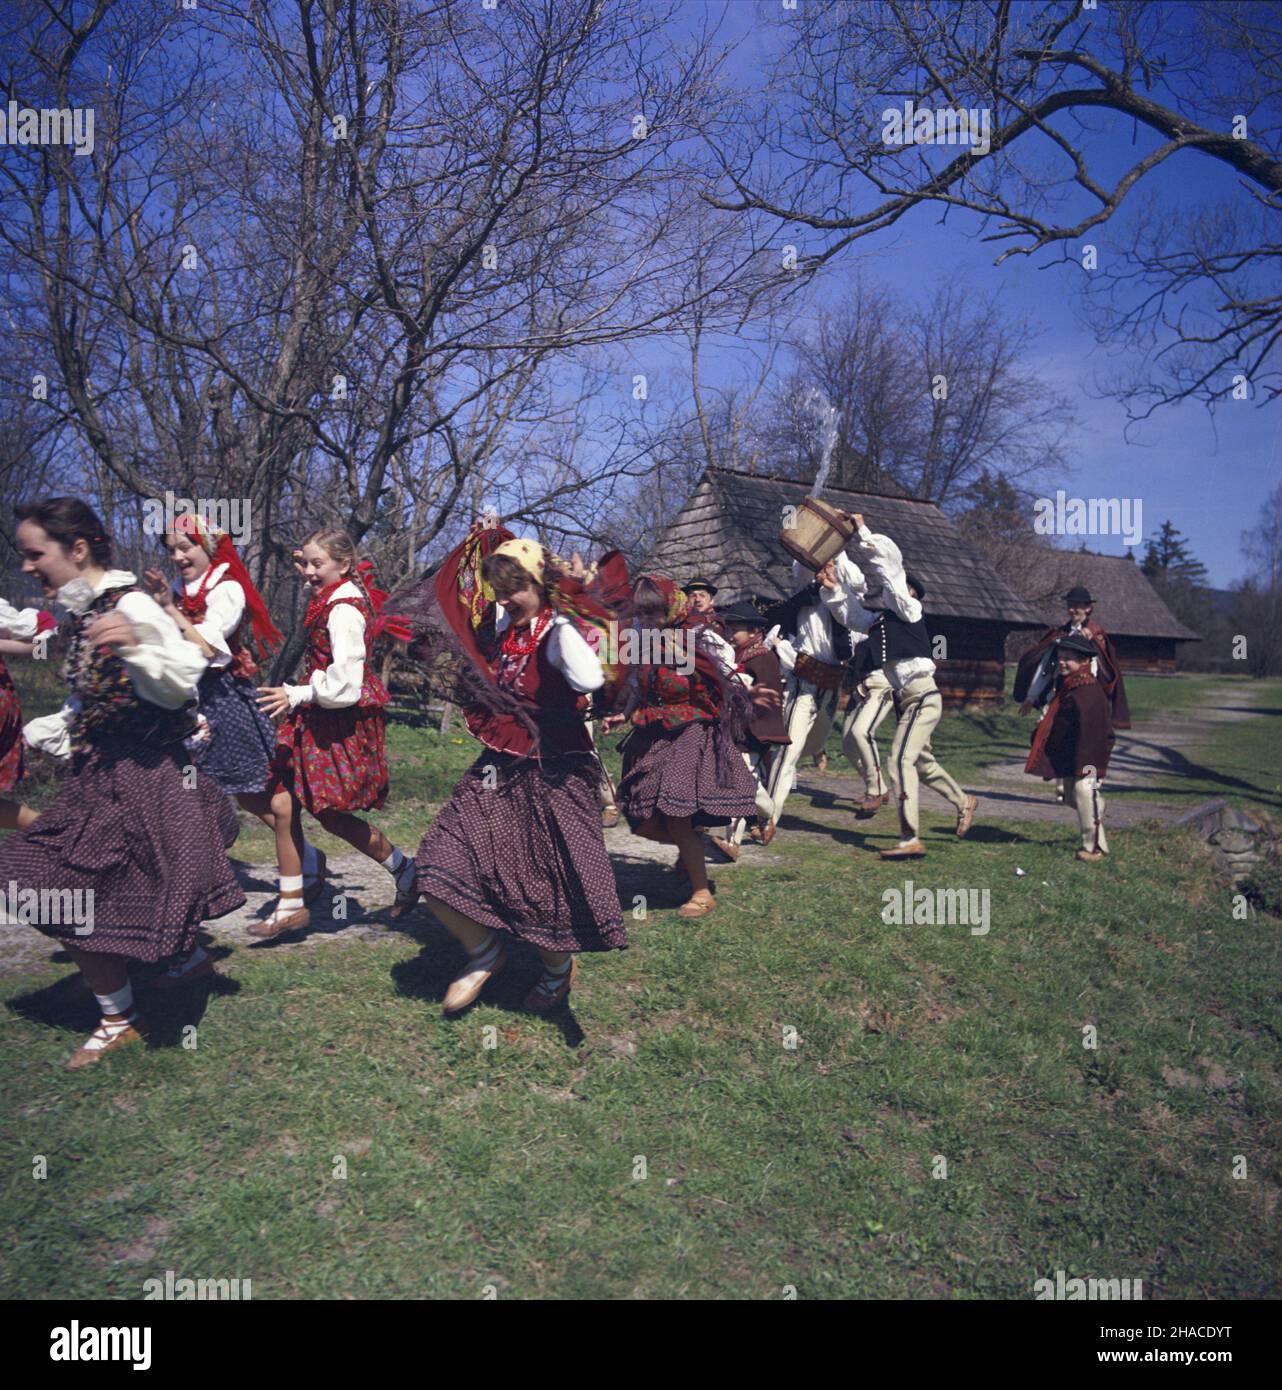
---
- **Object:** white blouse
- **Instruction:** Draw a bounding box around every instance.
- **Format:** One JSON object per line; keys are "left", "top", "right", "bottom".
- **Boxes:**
{"left": 856, "top": 525, "right": 936, "bottom": 690}
{"left": 185, "top": 563, "right": 245, "bottom": 672}
{"left": 0, "top": 598, "right": 45, "bottom": 640}
{"left": 285, "top": 579, "right": 367, "bottom": 710}
{"left": 495, "top": 606, "right": 604, "bottom": 693}
{"left": 25, "top": 570, "right": 206, "bottom": 760}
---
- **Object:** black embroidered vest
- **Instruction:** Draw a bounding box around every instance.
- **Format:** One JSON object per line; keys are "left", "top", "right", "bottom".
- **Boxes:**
{"left": 62, "top": 584, "right": 198, "bottom": 762}
{"left": 859, "top": 609, "right": 932, "bottom": 674}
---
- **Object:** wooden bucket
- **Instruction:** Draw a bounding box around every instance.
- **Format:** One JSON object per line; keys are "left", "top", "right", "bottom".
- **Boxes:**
{"left": 780, "top": 497, "right": 854, "bottom": 570}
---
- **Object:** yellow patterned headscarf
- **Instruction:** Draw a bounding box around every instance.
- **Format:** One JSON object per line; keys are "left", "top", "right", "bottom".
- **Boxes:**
{"left": 492, "top": 538, "right": 546, "bottom": 587}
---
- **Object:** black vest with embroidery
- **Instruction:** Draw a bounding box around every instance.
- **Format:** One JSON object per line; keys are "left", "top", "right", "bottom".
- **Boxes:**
{"left": 62, "top": 584, "right": 198, "bottom": 763}
{"left": 864, "top": 610, "right": 932, "bottom": 670}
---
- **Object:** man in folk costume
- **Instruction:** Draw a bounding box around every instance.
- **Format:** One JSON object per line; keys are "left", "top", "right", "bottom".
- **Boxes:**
{"left": 816, "top": 570, "right": 895, "bottom": 816}
{"left": 760, "top": 550, "right": 866, "bottom": 829}
{"left": 850, "top": 517, "right": 978, "bottom": 860}
{"left": 1014, "top": 584, "right": 1131, "bottom": 728}
{"left": 682, "top": 578, "right": 720, "bottom": 633}
{"left": 1024, "top": 631, "right": 1114, "bottom": 861}
{"left": 709, "top": 600, "right": 789, "bottom": 861}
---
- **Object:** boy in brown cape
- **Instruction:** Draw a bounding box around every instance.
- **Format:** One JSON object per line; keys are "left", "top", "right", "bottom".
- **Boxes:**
{"left": 1015, "top": 584, "right": 1130, "bottom": 729}
{"left": 711, "top": 600, "right": 789, "bottom": 861}
{"left": 1025, "top": 631, "right": 1115, "bottom": 861}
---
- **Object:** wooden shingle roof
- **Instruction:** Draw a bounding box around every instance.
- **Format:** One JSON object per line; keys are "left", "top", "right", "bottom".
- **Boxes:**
{"left": 646, "top": 467, "right": 1046, "bottom": 627}
{"left": 1019, "top": 548, "right": 1201, "bottom": 641}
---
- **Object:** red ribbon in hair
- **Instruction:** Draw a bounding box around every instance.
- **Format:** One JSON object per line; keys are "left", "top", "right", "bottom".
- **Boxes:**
{"left": 172, "top": 513, "right": 282, "bottom": 653}
{"left": 356, "top": 559, "right": 412, "bottom": 644}
{"left": 35, "top": 610, "right": 57, "bottom": 635}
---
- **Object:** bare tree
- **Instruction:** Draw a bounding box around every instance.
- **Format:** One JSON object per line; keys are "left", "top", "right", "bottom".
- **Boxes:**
{"left": 0, "top": 0, "right": 777, "bottom": 672}
{"left": 772, "top": 278, "right": 1075, "bottom": 506}
{"left": 705, "top": 0, "right": 1282, "bottom": 417}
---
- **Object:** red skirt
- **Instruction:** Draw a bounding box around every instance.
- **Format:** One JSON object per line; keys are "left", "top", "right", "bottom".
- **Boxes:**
{"left": 270, "top": 702, "right": 388, "bottom": 813}
{"left": 0, "top": 659, "right": 24, "bottom": 794}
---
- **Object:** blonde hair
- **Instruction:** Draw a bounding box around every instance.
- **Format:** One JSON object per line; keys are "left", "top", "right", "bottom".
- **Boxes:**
{"left": 301, "top": 527, "right": 372, "bottom": 598}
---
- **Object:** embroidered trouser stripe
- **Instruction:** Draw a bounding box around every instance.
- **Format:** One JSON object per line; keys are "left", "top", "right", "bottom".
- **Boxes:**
{"left": 1067, "top": 774, "right": 1109, "bottom": 854}
{"left": 888, "top": 678, "right": 967, "bottom": 840}
{"left": 766, "top": 684, "right": 832, "bottom": 823}
{"left": 842, "top": 682, "right": 893, "bottom": 796}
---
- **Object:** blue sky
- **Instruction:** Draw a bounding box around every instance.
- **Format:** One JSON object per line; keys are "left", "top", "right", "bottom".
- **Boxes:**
{"left": 640, "top": 0, "right": 1279, "bottom": 587}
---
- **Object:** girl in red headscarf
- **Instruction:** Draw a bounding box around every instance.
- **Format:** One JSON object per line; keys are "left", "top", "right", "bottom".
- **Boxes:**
{"left": 255, "top": 528, "right": 417, "bottom": 939}
{"left": 0, "top": 596, "right": 57, "bottom": 830}
{"left": 142, "top": 514, "right": 328, "bottom": 981}
{"left": 603, "top": 575, "right": 759, "bottom": 918}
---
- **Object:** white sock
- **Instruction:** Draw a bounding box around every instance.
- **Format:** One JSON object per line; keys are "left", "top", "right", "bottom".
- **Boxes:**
{"left": 542, "top": 957, "right": 572, "bottom": 980}
{"left": 94, "top": 982, "right": 135, "bottom": 1018}
{"left": 464, "top": 932, "right": 500, "bottom": 972}
{"left": 302, "top": 843, "right": 319, "bottom": 878}
{"left": 279, "top": 874, "right": 304, "bottom": 893}
{"left": 382, "top": 847, "right": 406, "bottom": 876}
{"left": 897, "top": 838, "right": 917, "bottom": 848}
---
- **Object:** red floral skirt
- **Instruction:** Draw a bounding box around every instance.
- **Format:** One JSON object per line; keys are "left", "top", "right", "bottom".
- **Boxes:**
{"left": 270, "top": 703, "right": 388, "bottom": 814}
{"left": 0, "top": 659, "right": 24, "bottom": 794}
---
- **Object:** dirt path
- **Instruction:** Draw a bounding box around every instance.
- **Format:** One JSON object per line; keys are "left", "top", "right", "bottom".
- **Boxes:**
{"left": 0, "top": 822, "right": 787, "bottom": 978}
{"left": 0, "top": 680, "right": 1264, "bottom": 979}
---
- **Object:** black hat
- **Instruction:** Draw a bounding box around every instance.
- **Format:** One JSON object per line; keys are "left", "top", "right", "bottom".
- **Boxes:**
{"left": 720, "top": 599, "right": 768, "bottom": 628}
{"left": 1064, "top": 586, "right": 1094, "bottom": 605}
{"left": 905, "top": 571, "right": 926, "bottom": 599}
{"left": 683, "top": 578, "right": 718, "bottom": 597}
{"left": 1055, "top": 631, "right": 1096, "bottom": 658}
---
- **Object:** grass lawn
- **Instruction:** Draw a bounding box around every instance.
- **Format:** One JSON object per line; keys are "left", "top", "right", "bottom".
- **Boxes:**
{"left": 2, "top": 663, "right": 1280, "bottom": 1298}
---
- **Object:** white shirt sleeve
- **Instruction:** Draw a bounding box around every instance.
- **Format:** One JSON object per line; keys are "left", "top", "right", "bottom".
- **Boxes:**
{"left": 822, "top": 552, "right": 876, "bottom": 632}
{"left": 0, "top": 599, "right": 43, "bottom": 640}
{"left": 112, "top": 591, "right": 207, "bottom": 708}
{"left": 287, "top": 601, "right": 366, "bottom": 709}
{"left": 857, "top": 525, "right": 921, "bottom": 624}
{"left": 546, "top": 617, "right": 604, "bottom": 693}
{"left": 24, "top": 699, "right": 81, "bottom": 760}
{"left": 766, "top": 626, "right": 798, "bottom": 676}
{"left": 700, "top": 628, "right": 739, "bottom": 679}
{"left": 191, "top": 571, "right": 243, "bottom": 671}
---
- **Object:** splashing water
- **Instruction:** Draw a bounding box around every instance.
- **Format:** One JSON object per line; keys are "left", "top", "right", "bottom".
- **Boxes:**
{"left": 797, "top": 388, "right": 841, "bottom": 497}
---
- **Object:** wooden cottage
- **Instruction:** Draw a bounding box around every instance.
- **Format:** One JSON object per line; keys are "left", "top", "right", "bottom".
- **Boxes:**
{"left": 647, "top": 467, "right": 1047, "bottom": 703}
{"left": 1009, "top": 548, "right": 1201, "bottom": 673}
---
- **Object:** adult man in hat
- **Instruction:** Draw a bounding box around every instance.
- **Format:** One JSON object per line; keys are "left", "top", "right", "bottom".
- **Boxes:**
{"left": 760, "top": 546, "right": 867, "bottom": 831}
{"left": 709, "top": 599, "right": 790, "bottom": 861}
{"left": 682, "top": 578, "right": 720, "bottom": 633}
{"left": 848, "top": 517, "right": 977, "bottom": 859}
{"left": 1024, "top": 630, "right": 1114, "bottom": 860}
{"left": 1014, "top": 584, "right": 1130, "bottom": 728}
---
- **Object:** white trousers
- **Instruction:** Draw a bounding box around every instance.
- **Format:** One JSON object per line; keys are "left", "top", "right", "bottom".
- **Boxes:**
{"left": 765, "top": 681, "right": 840, "bottom": 824}
{"left": 1066, "top": 773, "right": 1108, "bottom": 853}
{"left": 841, "top": 669, "right": 894, "bottom": 797}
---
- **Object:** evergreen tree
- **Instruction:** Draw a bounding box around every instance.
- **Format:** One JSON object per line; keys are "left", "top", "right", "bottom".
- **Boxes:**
{"left": 1141, "top": 521, "right": 1209, "bottom": 586}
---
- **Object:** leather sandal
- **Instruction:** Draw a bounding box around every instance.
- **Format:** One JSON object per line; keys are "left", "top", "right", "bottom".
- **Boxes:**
{"left": 247, "top": 893, "right": 310, "bottom": 939}
{"left": 880, "top": 840, "right": 927, "bottom": 860}
{"left": 678, "top": 892, "right": 716, "bottom": 918}
{"left": 710, "top": 836, "right": 739, "bottom": 863}
{"left": 66, "top": 1011, "right": 149, "bottom": 1070}
{"left": 388, "top": 857, "right": 421, "bottom": 919}
{"left": 759, "top": 819, "right": 777, "bottom": 846}
{"left": 443, "top": 940, "right": 508, "bottom": 1014}
{"left": 523, "top": 957, "right": 577, "bottom": 1012}
{"left": 601, "top": 805, "right": 621, "bottom": 828}
{"left": 955, "top": 795, "right": 978, "bottom": 839}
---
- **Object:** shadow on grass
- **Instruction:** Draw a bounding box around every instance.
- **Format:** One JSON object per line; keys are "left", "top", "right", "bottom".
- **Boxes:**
{"left": 389, "top": 918, "right": 587, "bottom": 1048}
{"left": 5, "top": 941, "right": 241, "bottom": 1051}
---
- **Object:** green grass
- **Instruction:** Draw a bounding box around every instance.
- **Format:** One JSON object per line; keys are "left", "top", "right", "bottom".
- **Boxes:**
{"left": 3, "top": 665, "right": 1280, "bottom": 1298}
{"left": 2, "top": 811, "right": 1281, "bottom": 1298}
